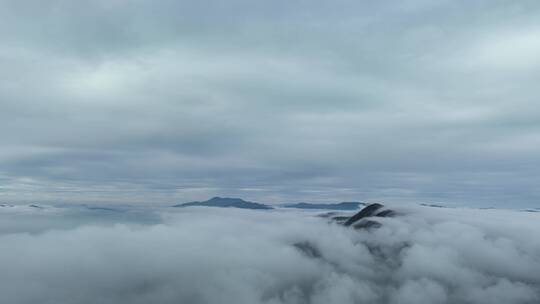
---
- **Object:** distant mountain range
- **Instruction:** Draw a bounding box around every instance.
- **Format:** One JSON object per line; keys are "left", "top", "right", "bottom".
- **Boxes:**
{"left": 282, "top": 202, "right": 364, "bottom": 210}
{"left": 172, "top": 197, "right": 273, "bottom": 210}
{"left": 172, "top": 197, "right": 366, "bottom": 210}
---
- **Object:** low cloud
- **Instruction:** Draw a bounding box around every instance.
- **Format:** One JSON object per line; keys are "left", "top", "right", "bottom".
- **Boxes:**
{"left": 1, "top": 205, "right": 539, "bottom": 303}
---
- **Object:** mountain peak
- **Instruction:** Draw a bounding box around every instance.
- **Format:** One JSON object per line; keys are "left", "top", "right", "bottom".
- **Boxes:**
{"left": 173, "top": 197, "right": 272, "bottom": 210}
{"left": 208, "top": 197, "right": 245, "bottom": 203}
{"left": 283, "top": 201, "right": 365, "bottom": 210}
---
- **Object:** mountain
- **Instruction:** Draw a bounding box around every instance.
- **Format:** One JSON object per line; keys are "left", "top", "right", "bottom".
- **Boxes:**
{"left": 420, "top": 203, "right": 447, "bottom": 208}
{"left": 343, "top": 203, "right": 384, "bottom": 226}
{"left": 283, "top": 202, "right": 364, "bottom": 210}
{"left": 173, "top": 197, "right": 273, "bottom": 210}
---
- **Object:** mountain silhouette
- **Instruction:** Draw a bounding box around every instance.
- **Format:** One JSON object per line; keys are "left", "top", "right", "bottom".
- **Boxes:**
{"left": 173, "top": 197, "right": 273, "bottom": 210}
{"left": 283, "top": 202, "right": 364, "bottom": 210}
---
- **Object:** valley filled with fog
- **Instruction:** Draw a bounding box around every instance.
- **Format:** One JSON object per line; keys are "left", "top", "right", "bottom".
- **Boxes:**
{"left": 2, "top": 1, "right": 540, "bottom": 303}
{"left": 1, "top": 203, "right": 539, "bottom": 304}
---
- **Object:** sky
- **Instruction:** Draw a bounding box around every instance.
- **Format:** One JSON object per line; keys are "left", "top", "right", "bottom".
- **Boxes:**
{"left": 1, "top": 0, "right": 540, "bottom": 207}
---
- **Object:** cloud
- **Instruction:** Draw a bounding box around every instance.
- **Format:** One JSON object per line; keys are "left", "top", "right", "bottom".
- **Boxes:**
{"left": 1, "top": 0, "right": 540, "bottom": 207}
{"left": 462, "top": 28, "right": 540, "bottom": 71}
{"left": 0, "top": 205, "right": 539, "bottom": 303}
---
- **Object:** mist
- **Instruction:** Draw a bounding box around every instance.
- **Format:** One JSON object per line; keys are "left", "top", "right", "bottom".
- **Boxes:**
{"left": 1, "top": 1, "right": 539, "bottom": 302}
{"left": 1, "top": 205, "right": 539, "bottom": 304}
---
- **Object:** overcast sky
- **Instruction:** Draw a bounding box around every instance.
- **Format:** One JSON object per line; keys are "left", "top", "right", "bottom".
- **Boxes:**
{"left": 1, "top": 0, "right": 539, "bottom": 207}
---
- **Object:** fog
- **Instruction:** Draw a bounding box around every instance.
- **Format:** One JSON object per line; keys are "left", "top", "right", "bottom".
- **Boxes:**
{"left": 1, "top": 205, "right": 539, "bottom": 303}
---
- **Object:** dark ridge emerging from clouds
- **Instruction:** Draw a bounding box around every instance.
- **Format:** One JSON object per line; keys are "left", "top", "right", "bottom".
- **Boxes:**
{"left": 1, "top": 0, "right": 540, "bottom": 207}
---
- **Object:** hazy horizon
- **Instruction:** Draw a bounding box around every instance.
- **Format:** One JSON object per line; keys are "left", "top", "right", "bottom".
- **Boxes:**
{"left": 2, "top": 2, "right": 540, "bottom": 301}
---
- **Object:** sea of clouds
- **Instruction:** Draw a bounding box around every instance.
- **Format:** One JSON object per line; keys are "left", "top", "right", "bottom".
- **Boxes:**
{"left": 0, "top": 204, "right": 539, "bottom": 304}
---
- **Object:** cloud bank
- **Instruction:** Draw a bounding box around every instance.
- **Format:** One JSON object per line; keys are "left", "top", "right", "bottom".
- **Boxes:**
{"left": 1, "top": 205, "right": 539, "bottom": 303}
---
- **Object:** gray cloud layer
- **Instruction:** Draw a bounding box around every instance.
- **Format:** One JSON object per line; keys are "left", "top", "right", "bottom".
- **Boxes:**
{"left": 0, "top": 205, "right": 539, "bottom": 303}
{"left": 1, "top": 1, "right": 540, "bottom": 206}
